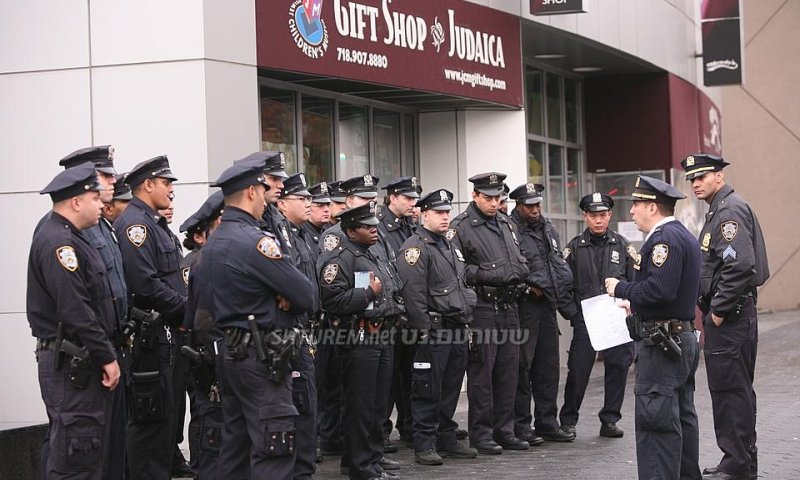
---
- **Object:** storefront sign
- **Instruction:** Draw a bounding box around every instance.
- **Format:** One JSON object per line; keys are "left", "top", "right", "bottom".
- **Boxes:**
{"left": 701, "top": 0, "right": 744, "bottom": 86}
{"left": 530, "top": 0, "right": 585, "bottom": 15}
{"left": 257, "top": 0, "right": 523, "bottom": 107}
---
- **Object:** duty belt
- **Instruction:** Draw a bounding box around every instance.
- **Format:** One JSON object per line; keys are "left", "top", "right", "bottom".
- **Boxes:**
{"left": 641, "top": 320, "right": 695, "bottom": 335}
{"left": 476, "top": 284, "right": 524, "bottom": 304}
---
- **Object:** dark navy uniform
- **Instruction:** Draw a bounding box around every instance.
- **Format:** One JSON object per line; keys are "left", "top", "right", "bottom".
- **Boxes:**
{"left": 612, "top": 175, "right": 701, "bottom": 480}
{"left": 114, "top": 156, "right": 186, "bottom": 480}
{"left": 682, "top": 154, "right": 769, "bottom": 480}
{"left": 28, "top": 164, "right": 117, "bottom": 480}
{"left": 559, "top": 193, "right": 636, "bottom": 436}
{"left": 449, "top": 173, "right": 529, "bottom": 452}
{"left": 396, "top": 189, "right": 478, "bottom": 463}
{"left": 508, "top": 183, "right": 578, "bottom": 441}
{"left": 319, "top": 202, "right": 405, "bottom": 480}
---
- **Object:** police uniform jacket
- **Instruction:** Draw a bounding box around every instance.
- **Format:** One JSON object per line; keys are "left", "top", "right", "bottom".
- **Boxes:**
{"left": 378, "top": 208, "right": 415, "bottom": 255}
{"left": 698, "top": 184, "right": 769, "bottom": 317}
{"left": 448, "top": 203, "right": 528, "bottom": 288}
{"left": 302, "top": 221, "right": 325, "bottom": 264}
{"left": 85, "top": 217, "right": 128, "bottom": 324}
{"left": 614, "top": 220, "right": 701, "bottom": 322}
{"left": 318, "top": 221, "right": 400, "bottom": 281}
{"left": 396, "top": 227, "right": 477, "bottom": 330}
{"left": 262, "top": 204, "right": 294, "bottom": 259}
{"left": 319, "top": 238, "right": 405, "bottom": 321}
{"left": 510, "top": 209, "right": 576, "bottom": 315}
{"left": 114, "top": 196, "right": 186, "bottom": 323}
{"left": 27, "top": 213, "right": 117, "bottom": 365}
{"left": 565, "top": 228, "right": 636, "bottom": 302}
{"left": 285, "top": 219, "right": 322, "bottom": 316}
{"left": 203, "top": 207, "right": 314, "bottom": 331}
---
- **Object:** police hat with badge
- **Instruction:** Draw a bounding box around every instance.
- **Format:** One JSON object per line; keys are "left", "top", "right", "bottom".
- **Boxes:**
{"left": 41, "top": 162, "right": 103, "bottom": 203}
{"left": 469, "top": 172, "right": 507, "bottom": 196}
{"left": 180, "top": 191, "right": 224, "bottom": 234}
{"left": 233, "top": 151, "right": 288, "bottom": 179}
{"left": 418, "top": 189, "right": 453, "bottom": 212}
{"left": 336, "top": 201, "right": 380, "bottom": 227}
{"left": 59, "top": 145, "right": 117, "bottom": 175}
{"left": 112, "top": 173, "right": 133, "bottom": 201}
{"left": 327, "top": 180, "right": 347, "bottom": 204}
{"left": 509, "top": 183, "right": 544, "bottom": 205}
{"left": 212, "top": 159, "right": 272, "bottom": 196}
{"left": 384, "top": 176, "right": 421, "bottom": 199}
{"left": 340, "top": 174, "right": 380, "bottom": 199}
{"left": 579, "top": 192, "right": 614, "bottom": 212}
{"left": 124, "top": 155, "right": 178, "bottom": 187}
{"left": 680, "top": 153, "right": 730, "bottom": 180}
{"left": 279, "top": 173, "right": 312, "bottom": 199}
{"left": 308, "top": 181, "right": 332, "bottom": 204}
{"left": 630, "top": 175, "right": 685, "bottom": 208}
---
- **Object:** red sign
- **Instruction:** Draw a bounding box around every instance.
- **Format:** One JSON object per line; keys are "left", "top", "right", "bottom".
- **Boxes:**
{"left": 257, "top": 0, "right": 523, "bottom": 107}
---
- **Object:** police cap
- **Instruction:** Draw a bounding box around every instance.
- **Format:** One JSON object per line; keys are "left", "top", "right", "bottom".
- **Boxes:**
{"left": 280, "top": 173, "right": 312, "bottom": 198}
{"left": 384, "top": 176, "right": 420, "bottom": 198}
{"left": 469, "top": 172, "right": 507, "bottom": 196}
{"left": 418, "top": 189, "right": 453, "bottom": 212}
{"left": 212, "top": 161, "right": 271, "bottom": 196}
{"left": 500, "top": 183, "right": 510, "bottom": 201}
{"left": 59, "top": 145, "right": 117, "bottom": 175}
{"left": 308, "top": 182, "right": 332, "bottom": 204}
{"left": 40, "top": 162, "right": 103, "bottom": 202}
{"left": 179, "top": 190, "right": 224, "bottom": 233}
{"left": 327, "top": 181, "right": 347, "bottom": 203}
{"left": 341, "top": 174, "right": 380, "bottom": 199}
{"left": 112, "top": 173, "right": 132, "bottom": 201}
{"left": 630, "top": 175, "right": 685, "bottom": 207}
{"left": 336, "top": 201, "right": 380, "bottom": 226}
{"left": 680, "top": 153, "right": 730, "bottom": 180}
{"left": 124, "top": 155, "right": 178, "bottom": 187}
{"left": 509, "top": 183, "right": 544, "bottom": 205}
{"left": 579, "top": 192, "right": 614, "bottom": 212}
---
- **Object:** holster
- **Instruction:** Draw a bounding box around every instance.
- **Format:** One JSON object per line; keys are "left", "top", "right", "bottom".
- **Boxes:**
{"left": 428, "top": 312, "right": 443, "bottom": 330}
{"left": 264, "top": 328, "right": 302, "bottom": 383}
{"left": 626, "top": 313, "right": 643, "bottom": 341}
{"left": 129, "top": 370, "right": 166, "bottom": 423}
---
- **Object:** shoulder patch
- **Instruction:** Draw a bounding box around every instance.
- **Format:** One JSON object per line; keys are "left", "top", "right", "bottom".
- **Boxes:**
{"left": 445, "top": 228, "right": 456, "bottom": 241}
{"left": 182, "top": 267, "right": 190, "bottom": 286}
{"left": 126, "top": 224, "right": 147, "bottom": 247}
{"left": 323, "top": 234, "right": 340, "bottom": 251}
{"left": 651, "top": 244, "right": 669, "bottom": 267}
{"left": 627, "top": 244, "right": 641, "bottom": 266}
{"left": 562, "top": 247, "right": 571, "bottom": 260}
{"left": 322, "top": 263, "right": 339, "bottom": 284}
{"left": 720, "top": 221, "right": 738, "bottom": 242}
{"left": 257, "top": 236, "right": 282, "bottom": 259}
{"left": 55, "top": 246, "right": 78, "bottom": 272}
{"left": 404, "top": 247, "right": 421, "bottom": 266}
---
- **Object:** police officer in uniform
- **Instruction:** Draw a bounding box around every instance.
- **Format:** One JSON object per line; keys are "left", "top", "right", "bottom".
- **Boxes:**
{"left": 605, "top": 175, "right": 702, "bottom": 480}
{"left": 508, "top": 182, "right": 576, "bottom": 444}
{"left": 303, "top": 181, "right": 333, "bottom": 247}
{"left": 396, "top": 189, "right": 479, "bottom": 466}
{"left": 201, "top": 160, "right": 315, "bottom": 478}
{"left": 102, "top": 173, "right": 133, "bottom": 222}
{"left": 449, "top": 172, "right": 530, "bottom": 454}
{"left": 318, "top": 202, "right": 405, "bottom": 479}
{"left": 559, "top": 193, "right": 636, "bottom": 438}
{"left": 681, "top": 154, "right": 769, "bottom": 480}
{"left": 328, "top": 180, "right": 349, "bottom": 224}
{"left": 28, "top": 162, "right": 121, "bottom": 479}
{"left": 114, "top": 155, "right": 186, "bottom": 479}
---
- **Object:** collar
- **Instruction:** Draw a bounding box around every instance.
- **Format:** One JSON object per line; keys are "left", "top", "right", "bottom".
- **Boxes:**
{"left": 645, "top": 216, "right": 676, "bottom": 243}
{"left": 130, "top": 196, "right": 165, "bottom": 223}
{"left": 342, "top": 237, "right": 370, "bottom": 255}
{"left": 466, "top": 202, "right": 498, "bottom": 226}
{"left": 417, "top": 226, "right": 445, "bottom": 244}
{"left": 51, "top": 211, "right": 80, "bottom": 233}
{"left": 708, "top": 183, "right": 735, "bottom": 215}
{"left": 577, "top": 228, "right": 616, "bottom": 247}
{"left": 221, "top": 206, "right": 260, "bottom": 227}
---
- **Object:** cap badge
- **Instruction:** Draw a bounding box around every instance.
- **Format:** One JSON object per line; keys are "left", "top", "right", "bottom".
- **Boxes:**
{"left": 320, "top": 182, "right": 328, "bottom": 194}
{"left": 299, "top": 173, "right": 306, "bottom": 187}
{"left": 369, "top": 201, "right": 376, "bottom": 214}
{"left": 489, "top": 174, "right": 498, "bottom": 185}
{"left": 364, "top": 174, "right": 373, "bottom": 187}
{"left": 526, "top": 183, "right": 536, "bottom": 194}
{"left": 592, "top": 192, "right": 602, "bottom": 203}
{"left": 411, "top": 177, "right": 417, "bottom": 188}
{"left": 56, "top": 246, "right": 79, "bottom": 272}
{"left": 685, "top": 155, "right": 695, "bottom": 166}
{"left": 439, "top": 190, "right": 448, "bottom": 202}
{"left": 279, "top": 152, "right": 286, "bottom": 167}
{"left": 108, "top": 147, "right": 115, "bottom": 160}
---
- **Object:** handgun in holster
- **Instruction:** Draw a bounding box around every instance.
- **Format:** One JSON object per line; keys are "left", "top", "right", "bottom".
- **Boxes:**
{"left": 264, "top": 328, "right": 301, "bottom": 383}
{"left": 626, "top": 313, "right": 643, "bottom": 341}
{"left": 646, "top": 324, "right": 682, "bottom": 360}
{"left": 52, "top": 322, "right": 92, "bottom": 389}
{"left": 131, "top": 306, "right": 161, "bottom": 350}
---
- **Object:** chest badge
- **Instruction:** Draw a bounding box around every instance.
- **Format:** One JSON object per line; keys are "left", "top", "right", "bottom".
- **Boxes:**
{"left": 55, "top": 246, "right": 78, "bottom": 272}
{"left": 323, "top": 234, "right": 340, "bottom": 251}
{"left": 126, "top": 225, "right": 147, "bottom": 247}
{"left": 651, "top": 243, "right": 669, "bottom": 267}
{"left": 182, "top": 267, "right": 190, "bottom": 286}
{"left": 257, "top": 236, "right": 282, "bottom": 259}
{"left": 720, "top": 221, "right": 738, "bottom": 242}
{"left": 701, "top": 232, "right": 712, "bottom": 251}
{"left": 611, "top": 250, "right": 620, "bottom": 264}
{"left": 404, "top": 247, "right": 421, "bottom": 266}
{"left": 454, "top": 248, "right": 465, "bottom": 262}
{"left": 322, "top": 263, "right": 339, "bottom": 284}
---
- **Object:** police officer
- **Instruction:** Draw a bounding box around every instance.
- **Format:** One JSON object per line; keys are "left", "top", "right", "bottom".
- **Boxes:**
{"left": 102, "top": 173, "right": 133, "bottom": 223}
{"left": 201, "top": 159, "right": 315, "bottom": 478}
{"left": 277, "top": 172, "right": 321, "bottom": 479}
{"left": 559, "top": 193, "right": 636, "bottom": 438}
{"left": 605, "top": 175, "right": 702, "bottom": 480}
{"left": 303, "top": 181, "right": 333, "bottom": 247}
{"left": 498, "top": 184, "right": 510, "bottom": 215}
{"left": 235, "top": 151, "right": 291, "bottom": 254}
{"left": 681, "top": 154, "right": 769, "bottom": 480}
{"left": 318, "top": 202, "right": 405, "bottom": 479}
{"left": 396, "top": 189, "right": 479, "bottom": 466}
{"left": 378, "top": 176, "right": 419, "bottom": 253}
{"left": 449, "top": 172, "right": 530, "bottom": 454}
{"left": 114, "top": 155, "right": 186, "bottom": 479}
{"left": 508, "top": 183, "right": 577, "bottom": 444}
{"left": 28, "top": 162, "right": 121, "bottom": 479}
{"left": 328, "top": 180, "right": 349, "bottom": 224}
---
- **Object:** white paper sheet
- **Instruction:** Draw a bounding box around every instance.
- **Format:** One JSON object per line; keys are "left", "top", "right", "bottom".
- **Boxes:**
{"left": 580, "top": 294, "right": 633, "bottom": 351}
{"left": 354, "top": 271, "right": 374, "bottom": 310}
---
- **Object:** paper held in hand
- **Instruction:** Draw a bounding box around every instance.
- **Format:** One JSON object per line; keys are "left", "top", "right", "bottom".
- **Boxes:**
{"left": 580, "top": 294, "right": 632, "bottom": 351}
{"left": 355, "top": 271, "right": 374, "bottom": 310}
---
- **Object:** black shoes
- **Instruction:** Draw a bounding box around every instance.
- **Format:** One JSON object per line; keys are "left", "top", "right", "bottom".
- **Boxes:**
{"left": 517, "top": 430, "right": 545, "bottom": 446}
{"left": 438, "top": 442, "right": 478, "bottom": 459}
{"left": 471, "top": 439, "right": 503, "bottom": 455}
{"left": 560, "top": 425, "right": 576, "bottom": 437}
{"left": 170, "top": 461, "right": 195, "bottom": 478}
{"left": 383, "top": 438, "right": 399, "bottom": 454}
{"left": 702, "top": 472, "right": 738, "bottom": 480}
{"left": 455, "top": 428, "right": 469, "bottom": 440}
{"left": 495, "top": 435, "right": 530, "bottom": 450}
{"left": 536, "top": 428, "right": 576, "bottom": 442}
{"left": 703, "top": 466, "right": 757, "bottom": 480}
{"left": 599, "top": 422, "right": 625, "bottom": 438}
{"left": 378, "top": 456, "right": 401, "bottom": 470}
{"left": 414, "top": 449, "right": 444, "bottom": 466}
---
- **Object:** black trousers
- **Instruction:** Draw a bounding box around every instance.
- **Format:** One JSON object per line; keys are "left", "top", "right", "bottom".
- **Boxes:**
{"left": 467, "top": 303, "right": 520, "bottom": 442}
{"left": 384, "top": 330, "right": 415, "bottom": 440}
{"left": 704, "top": 297, "right": 758, "bottom": 477}
{"left": 634, "top": 332, "right": 701, "bottom": 480}
{"left": 515, "top": 299, "right": 561, "bottom": 433}
{"left": 316, "top": 328, "right": 343, "bottom": 450}
{"left": 411, "top": 329, "right": 468, "bottom": 452}
{"left": 560, "top": 319, "right": 633, "bottom": 427}
{"left": 105, "top": 347, "right": 131, "bottom": 479}
{"left": 190, "top": 339, "right": 222, "bottom": 480}
{"left": 217, "top": 343, "right": 299, "bottom": 479}
{"left": 339, "top": 333, "right": 393, "bottom": 480}
{"left": 293, "top": 341, "right": 318, "bottom": 480}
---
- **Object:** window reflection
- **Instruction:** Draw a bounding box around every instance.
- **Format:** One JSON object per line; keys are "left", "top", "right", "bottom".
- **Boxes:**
{"left": 301, "top": 96, "right": 333, "bottom": 185}
{"left": 261, "top": 87, "right": 297, "bottom": 172}
{"left": 338, "top": 103, "right": 369, "bottom": 179}
{"left": 373, "top": 110, "right": 401, "bottom": 187}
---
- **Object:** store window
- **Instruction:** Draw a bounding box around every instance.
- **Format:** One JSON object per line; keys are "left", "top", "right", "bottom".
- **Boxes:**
{"left": 524, "top": 66, "right": 585, "bottom": 241}
{"left": 259, "top": 79, "right": 417, "bottom": 188}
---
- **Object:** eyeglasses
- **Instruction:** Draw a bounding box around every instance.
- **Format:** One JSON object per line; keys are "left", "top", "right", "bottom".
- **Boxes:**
{"left": 283, "top": 196, "right": 312, "bottom": 204}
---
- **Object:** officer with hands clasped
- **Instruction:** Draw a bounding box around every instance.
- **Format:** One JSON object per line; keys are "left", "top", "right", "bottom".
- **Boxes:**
{"left": 604, "top": 175, "right": 702, "bottom": 480}
{"left": 559, "top": 193, "right": 636, "bottom": 439}
{"left": 681, "top": 154, "right": 769, "bottom": 480}
{"left": 28, "top": 162, "right": 121, "bottom": 479}
{"left": 396, "top": 189, "right": 479, "bottom": 466}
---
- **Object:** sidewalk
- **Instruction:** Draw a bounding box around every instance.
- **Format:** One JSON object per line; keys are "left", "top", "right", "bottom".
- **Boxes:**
{"left": 313, "top": 310, "right": 800, "bottom": 479}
